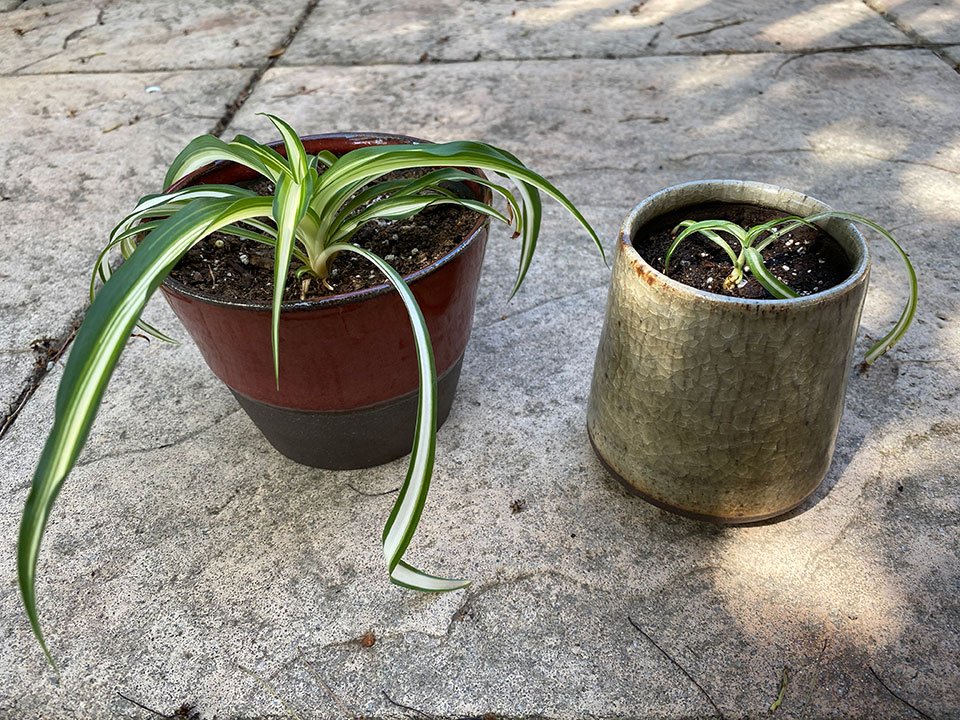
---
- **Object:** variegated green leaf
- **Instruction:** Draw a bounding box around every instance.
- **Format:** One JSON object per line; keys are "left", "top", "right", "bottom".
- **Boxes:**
{"left": 19, "top": 198, "right": 238, "bottom": 670}
{"left": 310, "top": 141, "right": 602, "bottom": 278}
{"left": 319, "top": 243, "right": 469, "bottom": 592}
{"left": 262, "top": 113, "right": 309, "bottom": 182}
{"left": 269, "top": 171, "right": 314, "bottom": 385}
{"left": 802, "top": 211, "right": 917, "bottom": 364}
{"left": 665, "top": 220, "right": 744, "bottom": 275}
{"left": 164, "top": 136, "right": 288, "bottom": 189}
{"left": 743, "top": 246, "right": 799, "bottom": 299}
{"left": 744, "top": 215, "right": 813, "bottom": 247}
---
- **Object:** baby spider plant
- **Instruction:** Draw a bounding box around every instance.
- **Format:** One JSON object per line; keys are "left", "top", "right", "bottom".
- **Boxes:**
{"left": 19, "top": 114, "right": 602, "bottom": 670}
{"left": 664, "top": 212, "right": 917, "bottom": 365}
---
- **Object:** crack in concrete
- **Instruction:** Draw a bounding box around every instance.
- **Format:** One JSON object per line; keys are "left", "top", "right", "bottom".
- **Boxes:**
{"left": 441, "top": 568, "right": 602, "bottom": 640}
{"left": 8, "top": 5, "right": 106, "bottom": 73}
{"left": 675, "top": 18, "right": 747, "bottom": 40}
{"left": 61, "top": 5, "right": 104, "bottom": 51}
{"left": 312, "top": 569, "right": 602, "bottom": 654}
{"left": 8, "top": 64, "right": 262, "bottom": 77}
{"left": 667, "top": 147, "right": 960, "bottom": 176}
{"left": 8, "top": 51, "right": 61, "bottom": 75}
{"left": 72, "top": 406, "right": 244, "bottom": 470}
{"left": 474, "top": 282, "right": 608, "bottom": 331}
{"left": 273, "top": 41, "right": 960, "bottom": 68}
{"left": 0, "top": 311, "right": 83, "bottom": 441}
{"left": 209, "top": 0, "right": 319, "bottom": 137}
{"left": 4, "top": 42, "right": 960, "bottom": 78}
{"left": 862, "top": 0, "right": 960, "bottom": 74}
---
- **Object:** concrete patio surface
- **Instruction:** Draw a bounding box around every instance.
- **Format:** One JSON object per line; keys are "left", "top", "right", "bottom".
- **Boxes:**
{"left": 1, "top": 1, "right": 958, "bottom": 718}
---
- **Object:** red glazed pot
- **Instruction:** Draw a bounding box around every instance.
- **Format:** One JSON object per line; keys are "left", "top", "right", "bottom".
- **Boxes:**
{"left": 159, "top": 133, "right": 490, "bottom": 469}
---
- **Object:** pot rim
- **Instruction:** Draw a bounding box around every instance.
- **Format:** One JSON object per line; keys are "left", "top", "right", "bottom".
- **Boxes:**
{"left": 620, "top": 179, "right": 871, "bottom": 310}
{"left": 159, "top": 131, "right": 491, "bottom": 313}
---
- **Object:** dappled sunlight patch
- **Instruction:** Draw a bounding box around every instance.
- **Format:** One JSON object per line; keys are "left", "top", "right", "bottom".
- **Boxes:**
{"left": 807, "top": 119, "right": 911, "bottom": 164}
{"left": 590, "top": 0, "right": 714, "bottom": 30}
{"left": 757, "top": 1, "right": 868, "bottom": 47}
{"left": 900, "top": 167, "right": 960, "bottom": 223}
{"left": 509, "top": 0, "right": 626, "bottom": 26}
{"left": 710, "top": 523, "right": 909, "bottom": 646}
{"left": 668, "top": 57, "right": 762, "bottom": 95}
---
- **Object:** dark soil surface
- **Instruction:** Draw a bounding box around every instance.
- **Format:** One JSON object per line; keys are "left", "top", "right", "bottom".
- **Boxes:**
{"left": 633, "top": 203, "right": 851, "bottom": 299}
{"left": 168, "top": 172, "right": 484, "bottom": 304}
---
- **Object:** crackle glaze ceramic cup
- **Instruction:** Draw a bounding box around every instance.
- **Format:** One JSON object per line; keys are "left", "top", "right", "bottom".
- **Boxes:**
{"left": 587, "top": 180, "right": 870, "bottom": 522}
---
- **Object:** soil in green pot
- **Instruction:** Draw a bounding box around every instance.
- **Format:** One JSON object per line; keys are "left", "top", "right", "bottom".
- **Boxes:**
{"left": 169, "top": 171, "right": 483, "bottom": 304}
{"left": 633, "top": 202, "right": 851, "bottom": 300}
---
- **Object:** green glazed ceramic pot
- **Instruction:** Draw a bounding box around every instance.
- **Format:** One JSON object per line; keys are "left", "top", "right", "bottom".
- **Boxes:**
{"left": 587, "top": 180, "right": 870, "bottom": 522}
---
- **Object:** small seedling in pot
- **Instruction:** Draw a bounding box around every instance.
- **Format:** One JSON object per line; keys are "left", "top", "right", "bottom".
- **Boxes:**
{"left": 18, "top": 114, "right": 603, "bottom": 670}
{"left": 664, "top": 211, "right": 917, "bottom": 365}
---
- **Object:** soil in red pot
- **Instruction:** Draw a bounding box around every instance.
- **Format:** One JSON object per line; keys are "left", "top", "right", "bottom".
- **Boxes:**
{"left": 633, "top": 203, "right": 851, "bottom": 300}
{"left": 169, "top": 171, "right": 483, "bottom": 304}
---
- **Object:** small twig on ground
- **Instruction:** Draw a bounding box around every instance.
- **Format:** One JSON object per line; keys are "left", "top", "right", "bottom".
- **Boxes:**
{"left": 676, "top": 19, "right": 745, "bottom": 38}
{"left": 382, "top": 690, "right": 436, "bottom": 719}
{"left": 799, "top": 639, "right": 829, "bottom": 719}
{"left": 271, "top": 86, "right": 322, "bottom": 99}
{"left": 347, "top": 483, "right": 400, "bottom": 497}
{"left": 116, "top": 691, "right": 172, "bottom": 718}
{"left": 868, "top": 665, "right": 936, "bottom": 720}
{"left": 239, "top": 665, "right": 305, "bottom": 720}
{"left": 628, "top": 617, "right": 723, "bottom": 718}
{"left": 297, "top": 646, "right": 359, "bottom": 719}
{"left": 774, "top": 42, "right": 960, "bottom": 77}
{"left": 769, "top": 666, "right": 789, "bottom": 712}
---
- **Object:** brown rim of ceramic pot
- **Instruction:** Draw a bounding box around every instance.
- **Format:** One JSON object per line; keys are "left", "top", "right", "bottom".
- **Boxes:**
{"left": 586, "top": 180, "right": 871, "bottom": 523}
{"left": 159, "top": 132, "right": 492, "bottom": 469}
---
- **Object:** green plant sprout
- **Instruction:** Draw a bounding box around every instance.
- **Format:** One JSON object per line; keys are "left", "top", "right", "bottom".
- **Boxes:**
{"left": 664, "top": 211, "right": 917, "bottom": 364}
{"left": 18, "top": 114, "right": 602, "bottom": 671}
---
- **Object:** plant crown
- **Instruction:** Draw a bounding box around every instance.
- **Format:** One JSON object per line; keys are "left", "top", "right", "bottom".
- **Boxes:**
{"left": 663, "top": 212, "right": 917, "bottom": 364}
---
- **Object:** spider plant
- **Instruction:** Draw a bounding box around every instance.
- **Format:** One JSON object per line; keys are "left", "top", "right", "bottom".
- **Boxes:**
{"left": 664, "top": 212, "right": 917, "bottom": 364}
{"left": 18, "top": 114, "right": 602, "bottom": 670}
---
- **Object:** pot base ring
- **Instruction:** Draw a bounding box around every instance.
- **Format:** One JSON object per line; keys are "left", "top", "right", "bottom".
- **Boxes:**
{"left": 232, "top": 355, "right": 464, "bottom": 470}
{"left": 587, "top": 426, "right": 820, "bottom": 525}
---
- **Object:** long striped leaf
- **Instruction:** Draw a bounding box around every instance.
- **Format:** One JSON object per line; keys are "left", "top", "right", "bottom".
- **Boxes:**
{"left": 744, "top": 246, "right": 799, "bottom": 299}
{"left": 334, "top": 168, "right": 522, "bottom": 238}
{"left": 333, "top": 179, "right": 417, "bottom": 221}
{"left": 309, "top": 141, "right": 603, "bottom": 291}
{"left": 164, "top": 136, "right": 289, "bottom": 189}
{"left": 90, "top": 220, "right": 178, "bottom": 344}
{"left": 397, "top": 168, "right": 523, "bottom": 233}
{"left": 801, "top": 211, "right": 917, "bottom": 364}
{"left": 230, "top": 134, "right": 290, "bottom": 180}
{"left": 745, "top": 215, "right": 813, "bottom": 246}
{"left": 322, "top": 243, "right": 469, "bottom": 592}
{"left": 269, "top": 172, "right": 313, "bottom": 385}
{"left": 20, "top": 195, "right": 282, "bottom": 669}
{"left": 18, "top": 198, "right": 239, "bottom": 670}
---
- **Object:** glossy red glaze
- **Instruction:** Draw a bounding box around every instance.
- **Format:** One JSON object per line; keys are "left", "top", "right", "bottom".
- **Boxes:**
{"left": 158, "top": 133, "right": 490, "bottom": 411}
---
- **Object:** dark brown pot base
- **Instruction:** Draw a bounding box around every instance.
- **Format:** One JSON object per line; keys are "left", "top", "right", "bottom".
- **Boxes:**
{"left": 587, "top": 427, "right": 819, "bottom": 525}
{"left": 232, "top": 355, "right": 465, "bottom": 470}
